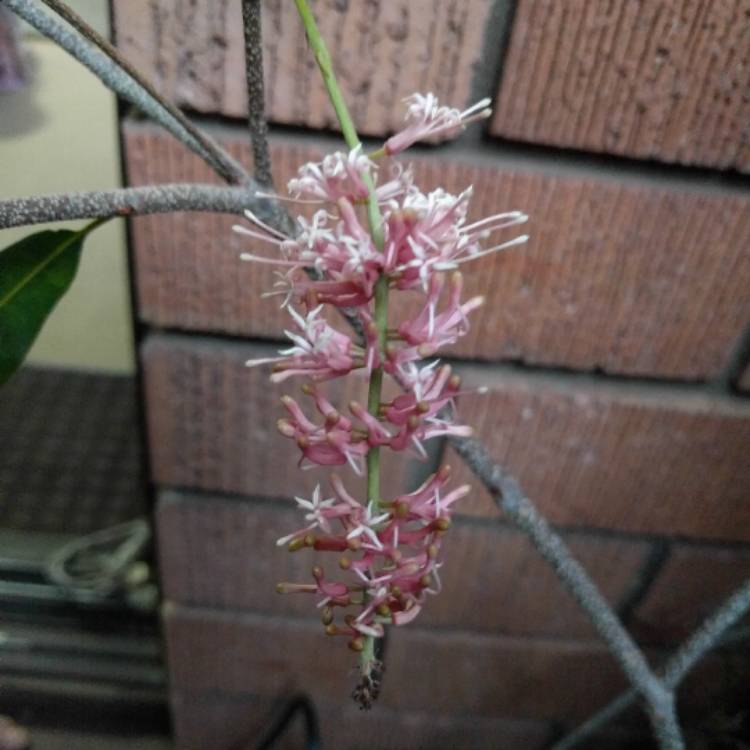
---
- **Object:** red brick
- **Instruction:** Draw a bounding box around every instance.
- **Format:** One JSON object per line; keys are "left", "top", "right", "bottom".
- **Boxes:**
{"left": 630, "top": 545, "right": 750, "bottom": 644}
{"left": 141, "top": 335, "right": 413, "bottom": 501}
{"left": 124, "top": 122, "right": 750, "bottom": 380}
{"left": 170, "top": 694, "right": 303, "bottom": 750}
{"left": 112, "top": 0, "right": 492, "bottom": 137}
{"left": 163, "top": 604, "right": 629, "bottom": 721}
{"left": 447, "top": 369, "right": 750, "bottom": 541}
{"left": 156, "top": 490, "right": 651, "bottom": 638}
{"left": 170, "top": 691, "right": 553, "bottom": 750}
{"left": 491, "top": 0, "right": 750, "bottom": 171}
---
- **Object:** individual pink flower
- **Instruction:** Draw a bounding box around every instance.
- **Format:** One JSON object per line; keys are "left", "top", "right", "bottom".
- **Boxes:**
{"left": 276, "top": 390, "right": 368, "bottom": 472}
{"left": 288, "top": 146, "right": 375, "bottom": 203}
{"left": 275, "top": 485, "right": 337, "bottom": 546}
{"left": 384, "top": 92, "right": 492, "bottom": 155}
{"left": 345, "top": 501, "right": 391, "bottom": 550}
{"left": 285, "top": 147, "right": 412, "bottom": 206}
{"left": 383, "top": 361, "right": 461, "bottom": 427}
{"left": 388, "top": 410, "right": 473, "bottom": 458}
{"left": 245, "top": 305, "right": 358, "bottom": 382}
{"left": 393, "top": 467, "right": 470, "bottom": 521}
{"left": 397, "top": 272, "right": 484, "bottom": 350}
{"left": 384, "top": 187, "right": 529, "bottom": 290}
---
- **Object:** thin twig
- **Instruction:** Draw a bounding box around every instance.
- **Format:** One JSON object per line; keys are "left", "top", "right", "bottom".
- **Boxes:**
{"left": 241, "top": 0, "right": 273, "bottom": 187}
{"left": 449, "top": 435, "right": 684, "bottom": 749}
{"left": 662, "top": 576, "right": 750, "bottom": 688}
{"left": 0, "top": 184, "right": 264, "bottom": 228}
{"left": 36, "top": 0, "right": 248, "bottom": 185}
{"left": 551, "top": 691, "right": 638, "bottom": 750}
{"left": 4, "top": 0, "right": 250, "bottom": 186}
{"left": 553, "top": 577, "right": 750, "bottom": 750}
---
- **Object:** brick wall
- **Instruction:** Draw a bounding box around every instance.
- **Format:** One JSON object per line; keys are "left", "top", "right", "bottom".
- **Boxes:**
{"left": 114, "top": 2, "right": 750, "bottom": 748}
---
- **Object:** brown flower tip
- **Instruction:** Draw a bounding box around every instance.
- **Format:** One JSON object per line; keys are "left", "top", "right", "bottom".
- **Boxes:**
{"left": 352, "top": 661, "right": 384, "bottom": 711}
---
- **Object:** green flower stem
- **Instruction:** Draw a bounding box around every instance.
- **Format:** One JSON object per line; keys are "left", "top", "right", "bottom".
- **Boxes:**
{"left": 294, "top": 0, "right": 388, "bottom": 511}
{"left": 294, "top": 0, "right": 389, "bottom": 683}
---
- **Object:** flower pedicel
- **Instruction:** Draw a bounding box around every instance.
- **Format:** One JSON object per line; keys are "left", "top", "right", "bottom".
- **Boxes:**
{"left": 234, "top": 92, "right": 528, "bottom": 708}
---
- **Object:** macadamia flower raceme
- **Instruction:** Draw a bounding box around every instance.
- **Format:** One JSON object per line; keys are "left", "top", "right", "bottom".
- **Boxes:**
{"left": 234, "top": 92, "right": 528, "bottom": 708}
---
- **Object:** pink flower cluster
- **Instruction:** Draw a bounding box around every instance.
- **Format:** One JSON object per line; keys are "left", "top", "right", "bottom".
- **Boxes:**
{"left": 235, "top": 92, "right": 527, "bottom": 702}
{"left": 276, "top": 467, "right": 468, "bottom": 636}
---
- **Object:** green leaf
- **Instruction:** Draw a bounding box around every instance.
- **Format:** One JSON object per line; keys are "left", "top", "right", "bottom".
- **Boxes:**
{"left": 0, "top": 227, "right": 90, "bottom": 385}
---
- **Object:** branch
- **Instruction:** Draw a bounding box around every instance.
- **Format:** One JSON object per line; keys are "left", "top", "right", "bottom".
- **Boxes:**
{"left": 38, "top": 0, "right": 248, "bottom": 185}
{"left": 241, "top": 0, "right": 273, "bottom": 187}
{"left": 5, "top": 0, "right": 250, "bottom": 186}
{"left": 553, "top": 576, "right": 750, "bottom": 750}
{"left": 551, "top": 691, "right": 638, "bottom": 750}
{"left": 449, "top": 435, "right": 684, "bottom": 749}
{"left": 0, "top": 184, "right": 265, "bottom": 228}
{"left": 36, "top": 0, "right": 248, "bottom": 186}
{"left": 662, "top": 576, "right": 750, "bottom": 688}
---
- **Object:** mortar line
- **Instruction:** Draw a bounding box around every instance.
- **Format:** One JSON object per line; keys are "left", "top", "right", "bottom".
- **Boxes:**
{"left": 140, "top": 327, "right": 750, "bottom": 408}
{"left": 122, "top": 112, "right": 750, "bottom": 197}
{"left": 156, "top": 484, "right": 750, "bottom": 552}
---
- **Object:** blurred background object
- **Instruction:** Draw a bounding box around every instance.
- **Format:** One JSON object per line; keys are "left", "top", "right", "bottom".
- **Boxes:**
{"left": 0, "top": 2, "right": 167, "bottom": 748}
{"left": 0, "top": 7, "right": 26, "bottom": 92}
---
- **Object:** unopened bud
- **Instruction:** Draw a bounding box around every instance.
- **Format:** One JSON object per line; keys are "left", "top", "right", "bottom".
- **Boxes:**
{"left": 277, "top": 419, "right": 295, "bottom": 437}
{"left": 312, "top": 565, "right": 324, "bottom": 580}
{"left": 395, "top": 501, "right": 410, "bottom": 518}
{"left": 348, "top": 637, "right": 365, "bottom": 652}
{"left": 435, "top": 517, "right": 451, "bottom": 532}
{"left": 287, "top": 537, "right": 306, "bottom": 552}
{"left": 339, "top": 556, "right": 351, "bottom": 570}
{"left": 376, "top": 603, "right": 391, "bottom": 617}
{"left": 321, "top": 607, "right": 334, "bottom": 626}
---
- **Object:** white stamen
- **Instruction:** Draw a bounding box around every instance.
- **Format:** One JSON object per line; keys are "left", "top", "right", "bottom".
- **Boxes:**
{"left": 232, "top": 224, "right": 283, "bottom": 245}
{"left": 243, "top": 208, "right": 288, "bottom": 240}
{"left": 239, "top": 252, "right": 298, "bottom": 266}
{"left": 456, "top": 234, "right": 529, "bottom": 264}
